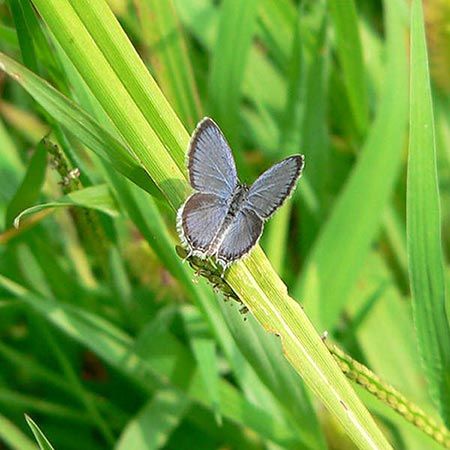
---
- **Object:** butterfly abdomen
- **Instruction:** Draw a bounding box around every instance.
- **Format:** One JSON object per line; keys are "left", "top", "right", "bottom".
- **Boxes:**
{"left": 206, "top": 184, "right": 249, "bottom": 256}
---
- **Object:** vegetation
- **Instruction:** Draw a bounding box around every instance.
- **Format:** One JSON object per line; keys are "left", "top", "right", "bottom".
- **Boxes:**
{"left": 0, "top": 0, "right": 449, "bottom": 449}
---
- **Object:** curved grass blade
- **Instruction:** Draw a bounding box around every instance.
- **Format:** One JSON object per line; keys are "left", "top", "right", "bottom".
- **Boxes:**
{"left": 14, "top": 184, "right": 118, "bottom": 228}
{"left": 407, "top": 0, "right": 450, "bottom": 426}
{"left": 5, "top": 138, "right": 47, "bottom": 227}
{"left": 68, "top": 0, "right": 188, "bottom": 174}
{"left": 0, "top": 414, "right": 37, "bottom": 450}
{"left": 25, "top": 416, "right": 54, "bottom": 450}
{"left": 0, "top": 53, "right": 160, "bottom": 199}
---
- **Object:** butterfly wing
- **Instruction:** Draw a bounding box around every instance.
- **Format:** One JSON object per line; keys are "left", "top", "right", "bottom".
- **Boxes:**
{"left": 188, "top": 118, "right": 238, "bottom": 198}
{"left": 245, "top": 155, "right": 304, "bottom": 219}
{"left": 215, "top": 208, "right": 263, "bottom": 266}
{"left": 178, "top": 193, "right": 228, "bottom": 255}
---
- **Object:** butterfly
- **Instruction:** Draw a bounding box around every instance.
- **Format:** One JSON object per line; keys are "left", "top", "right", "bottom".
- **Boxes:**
{"left": 177, "top": 117, "right": 304, "bottom": 269}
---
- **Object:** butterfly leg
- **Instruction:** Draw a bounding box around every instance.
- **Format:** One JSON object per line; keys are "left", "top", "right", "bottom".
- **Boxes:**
{"left": 182, "top": 248, "right": 193, "bottom": 263}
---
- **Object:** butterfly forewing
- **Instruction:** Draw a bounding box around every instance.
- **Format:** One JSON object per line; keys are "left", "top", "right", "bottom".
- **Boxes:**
{"left": 179, "top": 193, "right": 228, "bottom": 255}
{"left": 188, "top": 118, "right": 238, "bottom": 198}
{"left": 245, "top": 155, "right": 304, "bottom": 219}
{"left": 216, "top": 208, "right": 263, "bottom": 266}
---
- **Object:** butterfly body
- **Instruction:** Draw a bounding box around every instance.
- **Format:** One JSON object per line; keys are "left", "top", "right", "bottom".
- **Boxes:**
{"left": 177, "top": 117, "right": 304, "bottom": 268}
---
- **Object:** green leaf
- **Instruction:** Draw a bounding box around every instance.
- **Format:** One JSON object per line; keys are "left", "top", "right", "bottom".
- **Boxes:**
{"left": 14, "top": 184, "right": 118, "bottom": 228}
{"left": 264, "top": 7, "right": 304, "bottom": 274}
{"left": 407, "top": 0, "right": 450, "bottom": 426}
{"left": 137, "top": 0, "right": 203, "bottom": 129}
{"left": 0, "top": 276, "right": 299, "bottom": 448}
{"left": 6, "top": 138, "right": 47, "bottom": 227}
{"left": 25, "top": 416, "right": 55, "bottom": 450}
{"left": 175, "top": 0, "right": 286, "bottom": 118}
{"left": 182, "top": 306, "right": 222, "bottom": 425}
{"left": 67, "top": 0, "right": 189, "bottom": 176}
{"left": 221, "top": 302, "right": 327, "bottom": 450}
{"left": 116, "top": 391, "right": 189, "bottom": 450}
{"left": 0, "top": 52, "right": 160, "bottom": 199}
{"left": 0, "top": 413, "right": 37, "bottom": 450}
{"left": 328, "top": 0, "right": 369, "bottom": 135}
{"left": 208, "top": 0, "right": 259, "bottom": 149}
{"left": 296, "top": 0, "right": 409, "bottom": 329}
{"left": 7, "top": 0, "right": 38, "bottom": 72}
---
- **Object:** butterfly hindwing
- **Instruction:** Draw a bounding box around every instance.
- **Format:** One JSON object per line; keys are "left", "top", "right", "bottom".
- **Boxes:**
{"left": 188, "top": 118, "right": 238, "bottom": 198}
{"left": 216, "top": 208, "right": 263, "bottom": 266}
{"left": 179, "top": 193, "right": 228, "bottom": 255}
{"left": 244, "top": 155, "right": 304, "bottom": 219}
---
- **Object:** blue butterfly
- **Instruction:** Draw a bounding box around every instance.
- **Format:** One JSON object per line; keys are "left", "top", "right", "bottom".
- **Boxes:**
{"left": 177, "top": 118, "right": 304, "bottom": 268}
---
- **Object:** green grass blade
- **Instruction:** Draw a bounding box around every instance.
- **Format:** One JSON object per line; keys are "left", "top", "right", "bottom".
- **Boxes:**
{"left": 257, "top": 0, "right": 296, "bottom": 70}
{"left": 68, "top": 0, "right": 188, "bottom": 174}
{"left": 7, "top": 0, "right": 38, "bottom": 72}
{"left": 0, "top": 53, "right": 160, "bottom": 198}
{"left": 0, "top": 277, "right": 299, "bottom": 447}
{"left": 25, "top": 416, "right": 55, "bottom": 450}
{"left": 14, "top": 184, "right": 119, "bottom": 228}
{"left": 30, "top": 0, "right": 187, "bottom": 206}
{"left": 407, "top": 0, "right": 450, "bottom": 426}
{"left": 137, "top": 0, "right": 203, "bottom": 129}
{"left": 296, "top": 0, "right": 409, "bottom": 329}
{"left": 116, "top": 390, "right": 189, "bottom": 450}
{"left": 5, "top": 138, "right": 47, "bottom": 227}
{"left": 0, "top": 413, "right": 37, "bottom": 450}
{"left": 0, "top": 23, "right": 19, "bottom": 48}
{"left": 175, "top": 0, "right": 286, "bottom": 118}
{"left": 221, "top": 303, "right": 327, "bottom": 450}
{"left": 208, "top": 0, "right": 259, "bottom": 149}
{"left": 263, "top": 8, "right": 303, "bottom": 273}
{"left": 183, "top": 306, "right": 222, "bottom": 425}
{"left": 328, "top": 0, "right": 369, "bottom": 135}
{"left": 26, "top": 1, "right": 393, "bottom": 446}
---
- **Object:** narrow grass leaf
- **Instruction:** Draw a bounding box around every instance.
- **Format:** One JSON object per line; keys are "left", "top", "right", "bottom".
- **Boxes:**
{"left": 14, "top": 184, "right": 118, "bottom": 228}
{"left": 407, "top": 0, "right": 450, "bottom": 425}
{"left": 208, "top": 0, "right": 259, "bottom": 150}
{"left": 137, "top": 0, "right": 203, "bottom": 129}
{"left": 116, "top": 390, "right": 189, "bottom": 450}
{"left": 0, "top": 52, "right": 160, "bottom": 198}
{"left": 0, "top": 277, "right": 299, "bottom": 448}
{"left": 296, "top": 0, "right": 409, "bottom": 329}
{"left": 5, "top": 138, "right": 47, "bottom": 227}
{"left": 25, "top": 416, "right": 55, "bottom": 450}
{"left": 328, "top": 0, "right": 369, "bottom": 135}
{"left": 263, "top": 9, "right": 303, "bottom": 273}
{"left": 68, "top": 0, "right": 189, "bottom": 174}
{"left": 7, "top": 0, "right": 38, "bottom": 72}
{"left": 175, "top": 0, "right": 286, "bottom": 117}
{"left": 257, "top": 0, "right": 296, "bottom": 70}
{"left": 182, "top": 306, "right": 222, "bottom": 425}
{"left": 0, "top": 413, "right": 37, "bottom": 450}
{"left": 221, "top": 303, "right": 327, "bottom": 450}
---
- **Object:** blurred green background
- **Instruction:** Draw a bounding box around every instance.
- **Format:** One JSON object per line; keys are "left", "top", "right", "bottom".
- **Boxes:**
{"left": 0, "top": 0, "right": 449, "bottom": 449}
